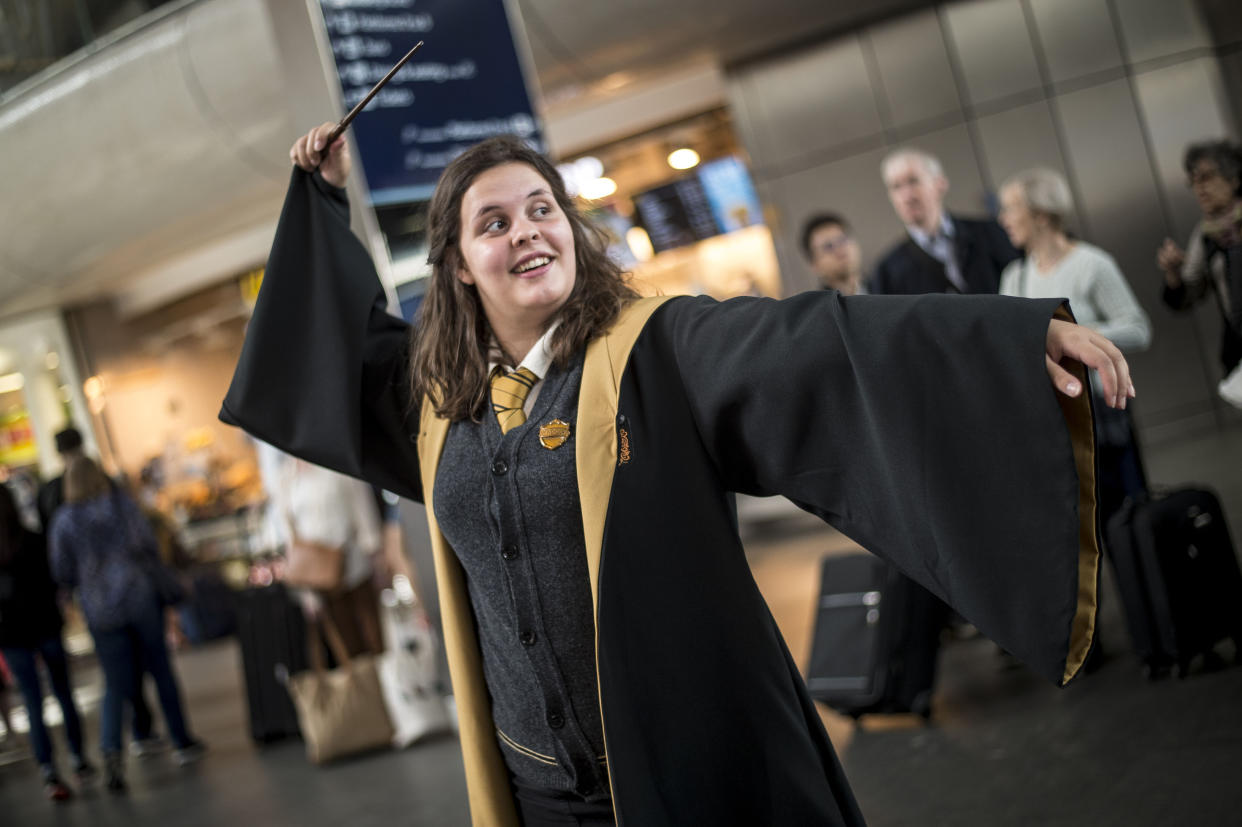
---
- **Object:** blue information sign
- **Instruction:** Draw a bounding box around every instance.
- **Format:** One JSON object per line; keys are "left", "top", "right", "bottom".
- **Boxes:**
{"left": 318, "top": 0, "right": 544, "bottom": 206}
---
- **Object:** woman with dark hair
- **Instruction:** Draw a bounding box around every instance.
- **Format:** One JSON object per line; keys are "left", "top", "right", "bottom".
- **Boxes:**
{"left": 49, "top": 457, "right": 204, "bottom": 792}
{"left": 1157, "top": 140, "right": 1242, "bottom": 376}
{"left": 222, "top": 124, "right": 1131, "bottom": 826}
{"left": 0, "top": 485, "right": 93, "bottom": 801}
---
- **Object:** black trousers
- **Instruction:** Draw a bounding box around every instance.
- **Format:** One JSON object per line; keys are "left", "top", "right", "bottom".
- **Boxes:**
{"left": 512, "top": 778, "right": 615, "bottom": 827}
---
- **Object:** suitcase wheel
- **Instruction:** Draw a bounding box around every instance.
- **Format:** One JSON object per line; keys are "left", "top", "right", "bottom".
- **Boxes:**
{"left": 1143, "top": 662, "right": 1169, "bottom": 681}
{"left": 1202, "top": 650, "right": 1227, "bottom": 673}
{"left": 910, "top": 691, "right": 933, "bottom": 721}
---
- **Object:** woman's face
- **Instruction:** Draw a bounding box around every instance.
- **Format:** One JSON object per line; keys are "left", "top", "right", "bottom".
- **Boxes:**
{"left": 1189, "top": 159, "right": 1237, "bottom": 217}
{"left": 456, "top": 162, "right": 577, "bottom": 339}
{"left": 998, "top": 184, "right": 1034, "bottom": 248}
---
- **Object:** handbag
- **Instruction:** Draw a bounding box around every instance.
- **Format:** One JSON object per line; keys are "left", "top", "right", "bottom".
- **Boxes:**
{"left": 282, "top": 508, "right": 345, "bottom": 592}
{"left": 120, "top": 492, "right": 186, "bottom": 606}
{"left": 286, "top": 611, "right": 394, "bottom": 764}
{"left": 1220, "top": 363, "right": 1242, "bottom": 410}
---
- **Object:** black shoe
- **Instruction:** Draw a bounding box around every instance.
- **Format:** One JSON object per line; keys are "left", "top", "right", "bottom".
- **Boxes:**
{"left": 104, "top": 755, "right": 127, "bottom": 794}
{"left": 72, "top": 757, "right": 98, "bottom": 786}
{"left": 40, "top": 767, "right": 74, "bottom": 802}
{"left": 44, "top": 777, "right": 74, "bottom": 802}
{"left": 174, "top": 739, "right": 207, "bottom": 767}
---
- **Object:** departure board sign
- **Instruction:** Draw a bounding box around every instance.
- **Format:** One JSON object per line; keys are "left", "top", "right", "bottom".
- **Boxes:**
{"left": 633, "top": 157, "right": 764, "bottom": 254}
{"left": 318, "top": 0, "right": 544, "bottom": 206}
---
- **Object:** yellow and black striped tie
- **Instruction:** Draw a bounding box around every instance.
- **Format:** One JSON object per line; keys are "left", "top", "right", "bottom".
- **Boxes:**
{"left": 490, "top": 367, "right": 539, "bottom": 434}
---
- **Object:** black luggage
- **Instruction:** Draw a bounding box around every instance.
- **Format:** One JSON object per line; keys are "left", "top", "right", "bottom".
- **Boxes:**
{"left": 179, "top": 571, "right": 237, "bottom": 644}
{"left": 235, "top": 584, "right": 308, "bottom": 742}
{"left": 806, "top": 553, "right": 947, "bottom": 719}
{"left": 1106, "top": 487, "right": 1242, "bottom": 678}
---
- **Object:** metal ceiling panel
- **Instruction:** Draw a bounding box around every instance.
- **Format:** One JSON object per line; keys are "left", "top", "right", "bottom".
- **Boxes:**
{"left": 0, "top": 0, "right": 290, "bottom": 317}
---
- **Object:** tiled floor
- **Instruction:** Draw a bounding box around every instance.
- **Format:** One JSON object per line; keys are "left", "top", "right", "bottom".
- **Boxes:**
{"left": 1, "top": 424, "right": 1239, "bottom": 825}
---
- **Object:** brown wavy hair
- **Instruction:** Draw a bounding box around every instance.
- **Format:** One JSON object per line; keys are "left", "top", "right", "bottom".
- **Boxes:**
{"left": 64, "top": 456, "right": 111, "bottom": 504}
{"left": 411, "top": 136, "right": 639, "bottom": 421}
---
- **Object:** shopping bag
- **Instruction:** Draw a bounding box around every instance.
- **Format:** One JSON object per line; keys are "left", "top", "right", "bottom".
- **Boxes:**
{"left": 378, "top": 579, "right": 450, "bottom": 747}
{"left": 1220, "top": 364, "right": 1242, "bottom": 410}
{"left": 286, "top": 612, "right": 393, "bottom": 764}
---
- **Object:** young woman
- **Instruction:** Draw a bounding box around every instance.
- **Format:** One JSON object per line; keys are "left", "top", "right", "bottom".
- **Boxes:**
{"left": 222, "top": 125, "right": 1132, "bottom": 826}
{"left": 0, "top": 485, "right": 94, "bottom": 801}
{"left": 998, "top": 167, "right": 1152, "bottom": 524}
{"left": 49, "top": 457, "right": 204, "bottom": 792}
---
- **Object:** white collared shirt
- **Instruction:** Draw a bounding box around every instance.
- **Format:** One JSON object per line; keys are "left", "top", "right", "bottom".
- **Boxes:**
{"left": 488, "top": 321, "right": 560, "bottom": 415}
{"left": 907, "top": 214, "right": 968, "bottom": 292}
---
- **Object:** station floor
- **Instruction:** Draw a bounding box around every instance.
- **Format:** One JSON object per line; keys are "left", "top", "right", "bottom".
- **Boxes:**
{"left": 2, "top": 422, "right": 1240, "bottom": 826}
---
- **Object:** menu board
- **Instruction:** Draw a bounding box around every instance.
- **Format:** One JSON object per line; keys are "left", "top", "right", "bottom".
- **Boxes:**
{"left": 318, "top": 0, "right": 544, "bottom": 206}
{"left": 632, "top": 156, "right": 764, "bottom": 254}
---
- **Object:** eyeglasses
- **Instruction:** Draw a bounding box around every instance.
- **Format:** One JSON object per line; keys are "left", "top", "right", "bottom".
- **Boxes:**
{"left": 816, "top": 235, "right": 852, "bottom": 253}
{"left": 1189, "top": 169, "right": 1223, "bottom": 187}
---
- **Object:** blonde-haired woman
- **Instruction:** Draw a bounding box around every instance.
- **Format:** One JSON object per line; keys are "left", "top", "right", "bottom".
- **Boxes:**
{"left": 998, "top": 167, "right": 1152, "bottom": 522}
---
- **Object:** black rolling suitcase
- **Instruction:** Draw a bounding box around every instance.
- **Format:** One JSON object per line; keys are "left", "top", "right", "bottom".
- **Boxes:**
{"left": 180, "top": 571, "right": 237, "bottom": 644}
{"left": 1106, "top": 488, "right": 1242, "bottom": 678}
{"left": 806, "top": 553, "right": 946, "bottom": 719}
{"left": 235, "top": 584, "right": 308, "bottom": 742}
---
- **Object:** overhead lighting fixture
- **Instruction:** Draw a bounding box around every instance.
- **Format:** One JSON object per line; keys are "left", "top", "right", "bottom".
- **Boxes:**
{"left": 0, "top": 373, "right": 24, "bottom": 394}
{"left": 625, "top": 227, "right": 655, "bottom": 263}
{"left": 598, "top": 72, "right": 634, "bottom": 92}
{"left": 667, "top": 148, "right": 700, "bottom": 170}
{"left": 557, "top": 156, "right": 605, "bottom": 198}
{"left": 580, "top": 177, "right": 618, "bottom": 200}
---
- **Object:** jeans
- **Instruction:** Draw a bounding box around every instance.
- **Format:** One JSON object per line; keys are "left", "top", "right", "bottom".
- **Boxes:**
{"left": 91, "top": 599, "right": 193, "bottom": 755}
{"left": 130, "top": 658, "right": 156, "bottom": 740}
{"left": 2, "top": 636, "right": 85, "bottom": 770}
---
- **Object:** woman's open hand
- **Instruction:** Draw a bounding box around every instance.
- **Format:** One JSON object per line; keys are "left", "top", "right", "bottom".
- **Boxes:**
{"left": 289, "top": 122, "right": 350, "bottom": 188}
{"left": 1045, "top": 319, "right": 1135, "bottom": 409}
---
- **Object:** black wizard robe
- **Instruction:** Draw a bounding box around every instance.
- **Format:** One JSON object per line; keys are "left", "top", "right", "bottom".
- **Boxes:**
{"left": 221, "top": 170, "right": 1100, "bottom": 826}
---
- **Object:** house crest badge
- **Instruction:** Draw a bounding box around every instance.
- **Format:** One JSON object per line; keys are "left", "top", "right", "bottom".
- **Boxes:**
{"left": 538, "top": 419, "right": 571, "bottom": 450}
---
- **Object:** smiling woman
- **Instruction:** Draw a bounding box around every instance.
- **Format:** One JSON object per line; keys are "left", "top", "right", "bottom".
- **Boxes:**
{"left": 411, "top": 135, "right": 639, "bottom": 423}
{"left": 225, "top": 124, "right": 1132, "bottom": 827}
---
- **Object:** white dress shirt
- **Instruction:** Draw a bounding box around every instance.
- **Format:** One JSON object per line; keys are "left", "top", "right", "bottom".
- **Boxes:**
{"left": 488, "top": 321, "right": 560, "bottom": 415}
{"left": 908, "top": 214, "right": 968, "bottom": 293}
{"left": 276, "top": 454, "right": 382, "bottom": 590}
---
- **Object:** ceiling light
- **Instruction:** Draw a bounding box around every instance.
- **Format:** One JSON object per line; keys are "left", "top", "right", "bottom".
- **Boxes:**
{"left": 574, "top": 156, "right": 604, "bottom": 181}
{"left": 667, "top": 148, "right": 700, "bottom": 170}
{"left": 580, "top": 177, "right": 617, "bottom": 200}
{"left": 626, "top": 227, "right": 654, "bottom": 263}
{"left": 557, "top": 156, "right": 605, "bottom": 198}
{"left": 598, "top": 72, "right": 634, "bottom": 92}
{"left": 0, "top": 373, "right": 24, "bottom": 394}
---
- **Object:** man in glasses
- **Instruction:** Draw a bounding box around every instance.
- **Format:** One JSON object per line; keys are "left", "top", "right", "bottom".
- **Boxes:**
{"left": 801, "top": 212, "right": 865, "bottom": 295}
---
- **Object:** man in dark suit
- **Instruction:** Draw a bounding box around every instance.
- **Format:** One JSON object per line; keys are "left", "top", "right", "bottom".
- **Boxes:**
{"left": 870, "top": 148, "right": 1019, "bottom": 295}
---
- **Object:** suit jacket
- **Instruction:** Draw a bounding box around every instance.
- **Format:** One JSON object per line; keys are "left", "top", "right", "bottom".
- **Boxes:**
{"left": 870, "top": 214, "right": 1019, "bottom": 295}
{"left": 221, "top": 170, "right": 1101, "bottom": 826}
